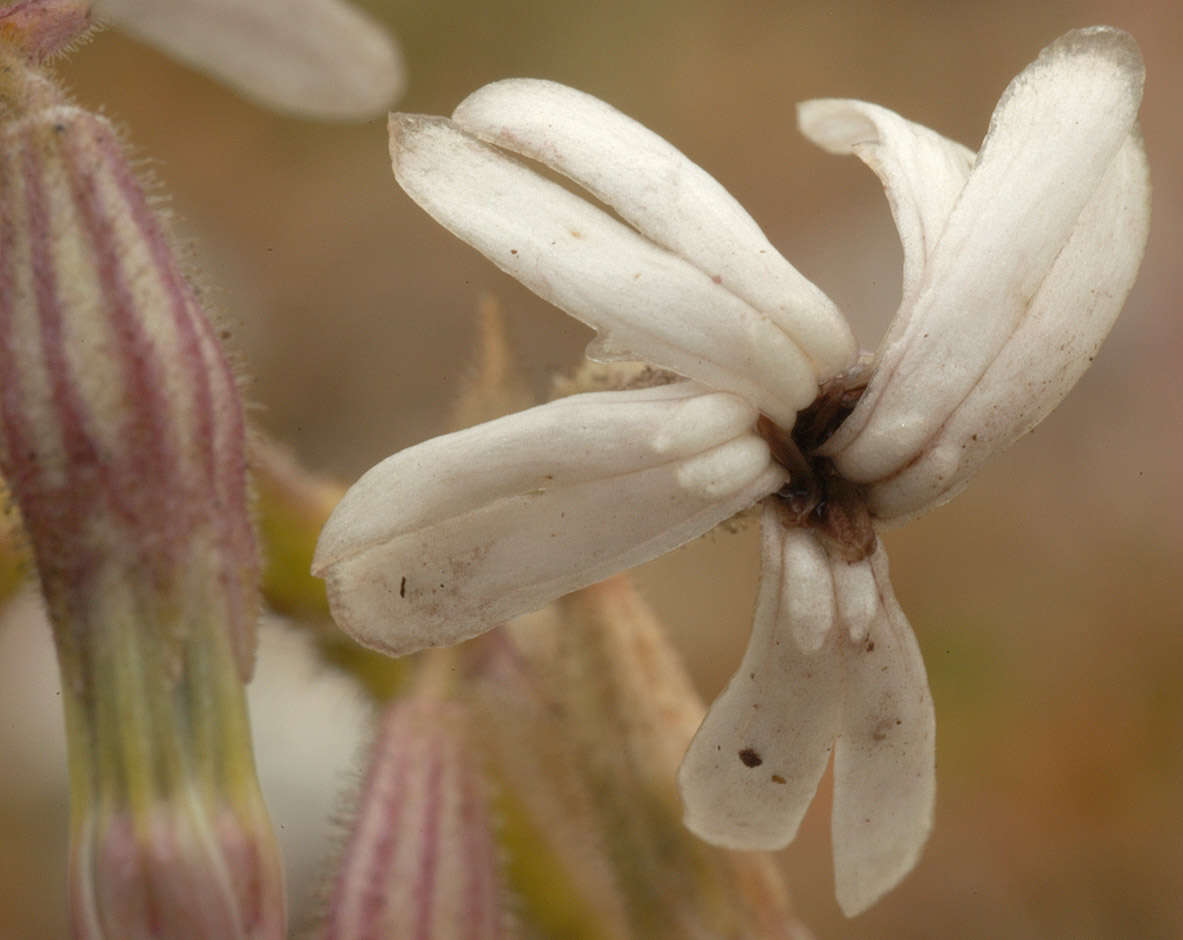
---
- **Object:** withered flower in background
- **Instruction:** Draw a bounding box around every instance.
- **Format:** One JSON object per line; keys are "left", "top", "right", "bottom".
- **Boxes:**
{"left": 315, "top": 27, "right": 1149, "bottom": 915}
{"left": 0, "top": 45, "right": 282, "bottom": 938}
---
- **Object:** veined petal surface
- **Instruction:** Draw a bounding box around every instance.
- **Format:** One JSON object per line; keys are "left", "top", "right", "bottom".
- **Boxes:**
{"left": 797, "top": 98, "right": 974, "bottom": 302}
{"left": 678, "top": 511, "right": 934, "bottom": 917}
{"left": 868, "top": 129, "right": 1150, "bottom": 521}
{"left": 823, "top": 27, "right": 1145, "bottom": 482}
{"left": 453, "top": 79, "right": 856, "bottom": 379}
{"left": 389, "top": 113, "right": 820, "bottom": 427}
{"left": 93, "top": 0, "right": 403, "bottom": 119}
{"left": 314, "top": 384, "right": 785, "bottom": 656}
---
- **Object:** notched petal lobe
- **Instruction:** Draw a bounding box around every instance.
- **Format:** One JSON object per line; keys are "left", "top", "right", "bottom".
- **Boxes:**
{"left": 314, "top": 385, "right": 784, "bottom": 656}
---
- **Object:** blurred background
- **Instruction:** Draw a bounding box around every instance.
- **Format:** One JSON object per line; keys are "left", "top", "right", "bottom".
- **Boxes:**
{"left": 2, "top": 0, "right": 1181, "bottom": 936}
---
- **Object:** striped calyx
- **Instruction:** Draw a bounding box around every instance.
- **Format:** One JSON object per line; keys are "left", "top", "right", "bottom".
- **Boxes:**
{"left": 0, "top": 56, "right": 283, "bottom": 939}
{"left": 324, "top": 694, "right": 508, "bottom": 939}
{"left": 0, "top": 54, "right": 258, "bottom": 685}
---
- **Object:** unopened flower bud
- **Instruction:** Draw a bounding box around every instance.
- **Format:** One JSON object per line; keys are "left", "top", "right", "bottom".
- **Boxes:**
{"left": 0, "top": 55, "right": 283, "bottom": 938}
{"left": 71, "top": 795, "right": 280, "bottom": 939}
{"left": 323, "top": 672, "right": 509, "bottom": 939}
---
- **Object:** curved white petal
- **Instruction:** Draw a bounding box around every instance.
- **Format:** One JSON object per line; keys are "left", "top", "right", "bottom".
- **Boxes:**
{"left": 831, "top": 538, "right": 935, "bottom": 917}
{"left": 832, "top": 553, "right": 877, "bottom": 644}
{"left": 388, "top": 114, "right": 819, "bottom": 427}
{"left": 868, "top": 129, "right": 1150, "bottom": 521}
{"left": 824, "top": 27, "right": 1145, "bottom": 482}
{"left": 678, "top": 512, "right": 842, "bottom": 851}
{"left": 94, "top": 0, "right": 403, "bottom": 120}
{"left": 314, "top": 384, "right": 785, "bottom": 656}
{"left": 453, "top": 79, "right": 856, "bottom": 379}
{"left": 797, "top": 98, "right": 975, "bottom": 301}
{"left": 678, "top": 512, "right": 934, "bottom": 916}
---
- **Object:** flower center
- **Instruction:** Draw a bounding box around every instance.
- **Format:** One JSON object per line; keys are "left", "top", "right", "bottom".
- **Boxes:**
{"left": 757, "top": 372, "right": 876, "bottom": 562}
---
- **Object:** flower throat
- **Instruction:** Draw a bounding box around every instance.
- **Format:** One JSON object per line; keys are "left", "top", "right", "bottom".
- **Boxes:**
{"left": 758, "top": 371, "right": 875, "bottom": 562}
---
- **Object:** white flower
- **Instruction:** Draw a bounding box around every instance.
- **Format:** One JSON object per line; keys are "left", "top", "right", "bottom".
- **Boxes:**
{"left": 91, "top": 0, "right": 403, "bottom": 119}
{"left": 313, "top": 27, "right": 1149, "bottom": 916}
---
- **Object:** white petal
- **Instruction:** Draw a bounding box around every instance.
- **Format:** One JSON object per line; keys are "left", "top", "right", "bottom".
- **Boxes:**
{"left": 868, "top": 129, "right": 1150, "bottom": 521}
{"left": 678, "top": 513, "right": 841, "bottom": 850}
{"left": 389, "top": 113, "right": 819, "bottom": 427}
{"left": 675, "top": 436, "right": 774, "bottom": 500}
{"left": 831, "top": 540, "right": 935, "bottom": 917}
{"left": 797, "top": 98, "right": 974, "bottom": 301}
{"left": 652, "top": 391, "right": 758, "bottom": 458}
{"left": 314, "top": 384, "right": 785, "bottom": 656}
{"left": 453, "top": 79, "right": 856, "bottom": 378}
{"left": 825, "top": 27, "right": 1145, "bottom": 482}
{"left": 832, "top": 554, "right": 877, "bottom": 644}
{"left": 94, "top": 0, "right": 403, "bottom": 119}
{"left": 679, "top": 517, "right": 935, "bottom": 914}
{"left": 783, "top": 530, "right": 837, "bottom": 653}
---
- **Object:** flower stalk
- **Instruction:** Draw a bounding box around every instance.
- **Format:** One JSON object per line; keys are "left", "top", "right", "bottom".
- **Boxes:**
{"left": 0, "top": 50, "right": 283, "bottom": 938}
